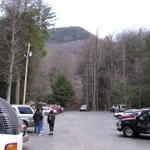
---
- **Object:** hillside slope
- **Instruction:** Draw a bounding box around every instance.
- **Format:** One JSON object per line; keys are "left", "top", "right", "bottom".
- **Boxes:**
{"left": 35, "top": 27, "right": 92, "bottom": 107}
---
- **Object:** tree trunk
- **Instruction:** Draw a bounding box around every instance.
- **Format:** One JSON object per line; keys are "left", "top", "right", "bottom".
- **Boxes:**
{"left": 122, "top": 41, "right": 126, "bottom": 104}
{"left": 7, "top": 54, "right": 15, "bottom": 104}
{"left": 7, "top": 74, "right": 12, "bottom": 104}
{"left": 15, "top": 75, "right": 20, "bottom": 104}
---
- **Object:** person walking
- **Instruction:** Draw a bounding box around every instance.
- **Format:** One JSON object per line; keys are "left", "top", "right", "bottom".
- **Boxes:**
{"left": 40, "top": 107, "right": 44, "bottom": 133}
{"left": 47, "top": 110, "right": 55, "bottom": 135}
{"left": 33, "top": 108, "right": 43, "bottom": 135}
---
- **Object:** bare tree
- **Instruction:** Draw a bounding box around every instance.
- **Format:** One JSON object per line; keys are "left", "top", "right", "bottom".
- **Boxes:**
{"left": 0, "top": 0, "right": 27, "bottom": 103}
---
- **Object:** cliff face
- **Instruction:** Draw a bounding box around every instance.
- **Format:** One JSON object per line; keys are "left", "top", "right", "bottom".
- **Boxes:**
{"left": 37, "top": 27, "right": 92, "bottom": 108}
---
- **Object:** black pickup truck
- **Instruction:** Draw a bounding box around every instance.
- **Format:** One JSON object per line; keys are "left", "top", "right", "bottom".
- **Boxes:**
{"left": 117, "top": 109, "right": 150, "bottom": 137}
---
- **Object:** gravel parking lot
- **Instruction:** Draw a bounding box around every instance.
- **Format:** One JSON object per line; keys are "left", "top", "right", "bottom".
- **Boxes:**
{"left": 24, "top": 111, "right": 150, "bottom": 150}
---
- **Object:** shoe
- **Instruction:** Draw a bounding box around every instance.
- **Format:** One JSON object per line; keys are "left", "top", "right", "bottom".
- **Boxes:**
{"left": 38, "top": 133, "right": 42, "bottom": 136}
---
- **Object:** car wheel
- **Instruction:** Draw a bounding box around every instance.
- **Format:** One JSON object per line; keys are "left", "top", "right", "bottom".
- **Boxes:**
{"left": 123, "top": 126, "right": 134, "bottom": 137}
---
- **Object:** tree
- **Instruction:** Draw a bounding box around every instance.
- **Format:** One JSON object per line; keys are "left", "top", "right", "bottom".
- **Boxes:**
{"left": 0, "top": 0, "right": 27, "bottom": 103}
{"left": 111, "top": 82, "right": 138, "bottom": 107}
{"left": 0, "top": 0, "right": 56, "bottom": 104}
{"left": 51, "top": 74, "right": 74, "bottom": 107}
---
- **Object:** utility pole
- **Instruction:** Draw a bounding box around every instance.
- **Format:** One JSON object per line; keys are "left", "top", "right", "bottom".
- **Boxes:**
{"left": 23, "top": 43, "right": 31, "bottom": 105}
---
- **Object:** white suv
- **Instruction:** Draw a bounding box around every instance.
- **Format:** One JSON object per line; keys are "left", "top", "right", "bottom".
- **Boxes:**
{"left": 11, "top": 105, "right": 34, "bottom": 127}
{"left": 0, "top": 98, "right": 23, "bottom": 150}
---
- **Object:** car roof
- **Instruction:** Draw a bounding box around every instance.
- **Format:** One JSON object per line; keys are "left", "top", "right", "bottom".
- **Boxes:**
{"left": 11, "top": 104, "right": 31, "bottom": 107}
{"left": 0, "top": 98, "right": 22, "bottom": 134}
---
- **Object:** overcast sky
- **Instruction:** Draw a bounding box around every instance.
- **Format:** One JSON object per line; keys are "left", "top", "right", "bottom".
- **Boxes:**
{"left": 47, "top": 0, "right": 150, "bottom": 37}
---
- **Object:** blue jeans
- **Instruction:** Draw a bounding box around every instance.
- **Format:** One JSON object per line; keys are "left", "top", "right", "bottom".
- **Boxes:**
{"left": 34, "top": 122, "right": 41, "bottom": 134}
{"left": 40, "top": 119, "right": 44, "bottom": 132}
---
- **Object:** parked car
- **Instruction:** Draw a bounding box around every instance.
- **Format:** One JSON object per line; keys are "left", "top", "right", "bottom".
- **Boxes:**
{"left": 119, "top": 110, "right": 142, "bottom": 119}
{"left": 42, "top": 106, "right": 53, "bottom": 115}
{"left": 0, "top": 97, "right": 23, "bottom": 150}
{"left": 58, "top": 105, "right": 64, "bottom": 112}
{"left": 49, "top": 105, "right": 61, "bottom": 113}
{"left": 116, "top": 109, "right": 150, "bottom": 137}
{"left": 114, "top": 109, "right": 139, "bottom": 119}
{"left": 80, "top": 104, "right": 91, "bottom": 111}
{"left": 11, "top": 105, "right": 34, "bottom": 127}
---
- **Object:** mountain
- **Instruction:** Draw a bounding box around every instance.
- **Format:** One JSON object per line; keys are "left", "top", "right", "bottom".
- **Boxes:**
{"left": 48, "top": 26, "right": 92, "bottom": 43}
{"left": 37, "top": 26, "right": 92, "bottom": 108}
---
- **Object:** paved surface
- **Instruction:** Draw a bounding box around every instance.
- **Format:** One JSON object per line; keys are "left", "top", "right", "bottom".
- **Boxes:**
{"left": 24, "top": 111, "right": 150, "bottom": 150}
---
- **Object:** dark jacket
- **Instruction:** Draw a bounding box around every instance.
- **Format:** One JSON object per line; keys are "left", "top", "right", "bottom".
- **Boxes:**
{"left": 33, "top": 111, "right": 43, "bottom": 122}
{"left": 47, "top": 114, "right": 55, "bottom": 124}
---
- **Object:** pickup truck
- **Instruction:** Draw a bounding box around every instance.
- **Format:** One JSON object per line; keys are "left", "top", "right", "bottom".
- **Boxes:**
{"left": 117, "top": 109, "right": 150, "bottom": 137}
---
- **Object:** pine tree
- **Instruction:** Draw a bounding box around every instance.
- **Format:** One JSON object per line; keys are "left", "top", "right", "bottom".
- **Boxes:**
{"left": 51, "top": 74, "right": 74, "bottom": 107}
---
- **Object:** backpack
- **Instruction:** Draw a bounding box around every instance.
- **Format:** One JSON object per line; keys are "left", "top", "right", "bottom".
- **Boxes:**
{"left": 47, "top": 114, "right": 55, "bottom": 124}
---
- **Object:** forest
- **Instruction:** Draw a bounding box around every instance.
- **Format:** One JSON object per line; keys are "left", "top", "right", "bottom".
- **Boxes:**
{"left": 0, "top": 0, "right": 150, "bottom": 110}
{"left": 79, "top": 29, "right": 150, "bottom": 110}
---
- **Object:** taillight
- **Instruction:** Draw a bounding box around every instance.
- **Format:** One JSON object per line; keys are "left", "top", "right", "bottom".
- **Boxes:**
{"left": 5, "top": 143, "right": 17, "bottom": 150}
{"left": 21, "top": 124, "right": 27, "bottom": 130}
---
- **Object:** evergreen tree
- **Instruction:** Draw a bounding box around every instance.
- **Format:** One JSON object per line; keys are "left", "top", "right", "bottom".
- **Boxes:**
{"left": 51, "top": 74, "right": 74, "bottom": 107}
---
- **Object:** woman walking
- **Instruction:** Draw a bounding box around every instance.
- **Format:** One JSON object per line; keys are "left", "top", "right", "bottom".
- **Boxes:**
{"left": 47, "top": 110, "right": 55, "bottom": 135}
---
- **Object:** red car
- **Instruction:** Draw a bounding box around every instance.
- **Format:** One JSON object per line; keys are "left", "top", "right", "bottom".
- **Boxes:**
{"left": 119, "top": 110, "right": 142, "bottom": 119}
{"left": 49, "top": 105, "right": 62, "bottom": 113}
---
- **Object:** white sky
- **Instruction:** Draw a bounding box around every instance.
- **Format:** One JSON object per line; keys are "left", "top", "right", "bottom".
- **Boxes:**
{"left": 46, "top": 0, "right": 150, "bottom": 37}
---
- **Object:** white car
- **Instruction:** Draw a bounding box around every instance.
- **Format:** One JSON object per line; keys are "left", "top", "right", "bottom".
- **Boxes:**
{"left": 11, "top": 105, "right": 35, "bottom": 127}
{"left": 42, "top": 106, "right": 54, "bottom": 115}
{"left": 0, "top": 98, "right": 23, "bottom": 150}
{"left": 80, "top": 104, "right": 91, "bottom": 111}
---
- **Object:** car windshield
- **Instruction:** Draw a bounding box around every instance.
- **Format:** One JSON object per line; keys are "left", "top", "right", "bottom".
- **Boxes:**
{"left": 81, "top": 105, "right": 87, "bottom": 108}
{"left": 18, "top": 107, "right": 33, "bottom": 114}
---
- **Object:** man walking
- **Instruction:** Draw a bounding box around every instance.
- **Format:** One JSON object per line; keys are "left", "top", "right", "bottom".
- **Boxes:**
{"left": 33, "top": 108, "right": 43, "bottom": 135}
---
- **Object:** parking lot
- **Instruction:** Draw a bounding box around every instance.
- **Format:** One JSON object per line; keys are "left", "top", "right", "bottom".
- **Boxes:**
{"left": 24, "top": 111, "right": 150, "bottom": 150}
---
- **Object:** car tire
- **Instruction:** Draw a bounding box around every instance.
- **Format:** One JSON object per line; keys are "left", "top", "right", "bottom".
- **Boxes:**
{"left": 123, "top": 126, "right": 134, "bottom": 137}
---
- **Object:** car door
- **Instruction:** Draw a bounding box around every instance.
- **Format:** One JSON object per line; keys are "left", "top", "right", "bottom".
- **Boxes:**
{"left": 137, "top": 111, "right": 148, "bottom": 132}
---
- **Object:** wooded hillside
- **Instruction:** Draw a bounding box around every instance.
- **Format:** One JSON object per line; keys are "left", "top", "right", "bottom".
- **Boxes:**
{"left": 27, "top": 26, "right": 92, "bottom": 108}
